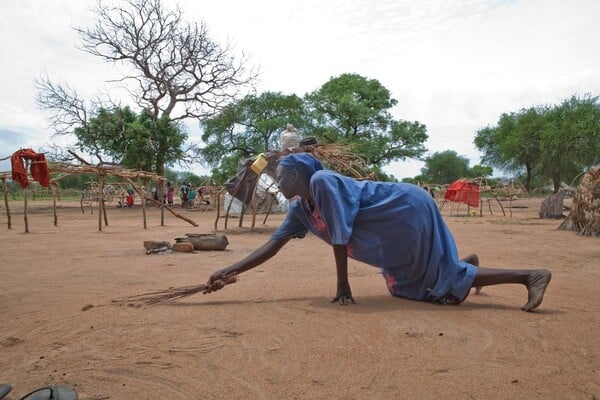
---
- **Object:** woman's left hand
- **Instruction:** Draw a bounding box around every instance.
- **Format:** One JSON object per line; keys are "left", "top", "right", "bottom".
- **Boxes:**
{"left": 331, "top": 281, "right": 356, "bottom": 305}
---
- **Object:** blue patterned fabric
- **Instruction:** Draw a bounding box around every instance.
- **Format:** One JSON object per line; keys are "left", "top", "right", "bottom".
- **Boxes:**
{"left": 271, "top": 170, "right": 476, "bottom": 302}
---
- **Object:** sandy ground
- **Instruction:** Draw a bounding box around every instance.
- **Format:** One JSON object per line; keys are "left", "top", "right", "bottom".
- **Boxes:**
{"left": 0, "top": 196, "right": 598, "bottom": 400}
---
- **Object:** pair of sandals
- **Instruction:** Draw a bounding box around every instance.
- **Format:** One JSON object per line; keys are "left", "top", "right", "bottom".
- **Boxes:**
{"left": 0, "top": 384, "right": 77, "bottom": 400}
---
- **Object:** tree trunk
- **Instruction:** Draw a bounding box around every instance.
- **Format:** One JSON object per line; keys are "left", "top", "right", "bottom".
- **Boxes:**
{"left": 552, "top": 170, "right": 561, "bottom": 194}
{"left": 525, "top": 164, "right": 533, "bottom": 193}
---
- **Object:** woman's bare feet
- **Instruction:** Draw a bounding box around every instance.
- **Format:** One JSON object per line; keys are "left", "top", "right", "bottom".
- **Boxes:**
{"left": 462, "top": 254, "right": 482, "bottom": 294}
{"left": 521, "top": 269, "right": 552, "bottom": 312}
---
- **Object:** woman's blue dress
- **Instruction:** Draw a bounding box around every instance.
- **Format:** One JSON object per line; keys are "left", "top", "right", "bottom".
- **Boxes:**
{"left": 271, "top": 170, "right": 477, "bottom": 302}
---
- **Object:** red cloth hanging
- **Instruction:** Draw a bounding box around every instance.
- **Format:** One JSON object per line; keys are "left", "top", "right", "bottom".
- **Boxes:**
{"left": 443, "top": 179, "right": 480, "bottom": 208}
{"left": 10, "top": 149, "right": 51, "bottom": 189}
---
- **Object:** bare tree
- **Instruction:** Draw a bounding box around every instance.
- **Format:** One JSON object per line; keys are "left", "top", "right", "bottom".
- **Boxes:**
{"left": 36, "top": 0, "right": 256, "bottom": 176}
{"left": 75, "top": 0, "right": 256, "bottom": 122}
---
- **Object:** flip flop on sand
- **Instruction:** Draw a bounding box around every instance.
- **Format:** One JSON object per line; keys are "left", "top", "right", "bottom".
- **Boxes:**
{"left": 16, "top": 385, "right": 78, "bottom": 400}
{"left": 0, "top": 384, "right": 12, "bottom": 399}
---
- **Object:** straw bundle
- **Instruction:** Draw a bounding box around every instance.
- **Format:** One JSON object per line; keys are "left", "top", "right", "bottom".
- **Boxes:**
{"left": 559, "top": 165, "right": 600, "bottom": 236}
{"left": 116, "top": 274, "right": 238, "bottom": 305}
{"left": 304, "top": 143, "right": 374, "bottom": 179}
{"left": 264, "top": 142, "right": 374, "bottom": 180}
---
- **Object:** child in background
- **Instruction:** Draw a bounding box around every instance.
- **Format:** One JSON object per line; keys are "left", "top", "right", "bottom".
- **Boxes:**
{"left": 188, "top": 187, "right": 196, "bottom": 208}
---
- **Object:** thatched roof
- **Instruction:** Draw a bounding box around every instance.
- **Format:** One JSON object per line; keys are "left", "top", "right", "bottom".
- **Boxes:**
{"left": 558, "top": 165, "right": 600, "bottom": 236}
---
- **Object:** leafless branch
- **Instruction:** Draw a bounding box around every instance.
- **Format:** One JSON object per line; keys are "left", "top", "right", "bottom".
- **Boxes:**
{"left": 34, "top": 73, "right": 92, "bottom": 137}
{"left": 74, "top": 0, "right": 257, "bottom": 121}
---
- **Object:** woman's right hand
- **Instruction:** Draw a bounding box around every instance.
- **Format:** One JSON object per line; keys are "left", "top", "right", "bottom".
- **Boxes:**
{"left": 203, "top": 239, "right": 288, "bottom": 294}
{"left": 204, "top": 269, "right": 237, "bottom": 294}
{"left": 207, "top": 270, "right": 226, "bottom": 285}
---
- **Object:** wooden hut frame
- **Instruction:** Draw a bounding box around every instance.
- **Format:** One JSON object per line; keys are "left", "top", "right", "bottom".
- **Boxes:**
{"left": 438, "top": 177, "right": 529, "bottom": 217}
{"left": 1, "top": 157, "right": 199, "bottom": 232}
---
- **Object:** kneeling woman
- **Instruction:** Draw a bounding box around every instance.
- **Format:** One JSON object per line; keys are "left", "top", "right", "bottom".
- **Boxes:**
{"left": 208, "top": 153, "right": 551, "bottom": 312}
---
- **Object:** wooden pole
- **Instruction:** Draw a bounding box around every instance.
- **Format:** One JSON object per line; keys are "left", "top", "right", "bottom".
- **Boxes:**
{"left": 1, "top": 177, "right": 11, "bottom": 229}
{"left": 102, "top": 186, "right": 108, "bottom": 227}
{"left": 160, "top": 180, "right": 165, "bottom": 226}
{"left": 98, "top": 174, "right": 104, "bottom": 231}
{"left": 80, "top": 188, "right": 85, "bottom": 214}
{"left": 214, "top": 188, "right": 227, "bottom": 231}
{"left": 491, "top": 193, "right": 506, "bottom": 216}
{"left": 23, "top": 187, "right": 29, "bottom": 233}
{"left": 23, "top": 160, "right": 29, "bottom": 233}
{"left": 438, "top": 199, "right": 447, "bottom": 212}
{"left": 238, "top": 201, "right": 247, "bottom": 227}
{"left": 262, "top": 192, "right": 278, "bottom": 225}
{"left": 140, "top": 179, "right": 147, "bottom": 229}
{"left": 52, "top": 181, "right": 58, "bottom": 226}
{"left": 248, "top": 174, "right": 261, "bottom": 230}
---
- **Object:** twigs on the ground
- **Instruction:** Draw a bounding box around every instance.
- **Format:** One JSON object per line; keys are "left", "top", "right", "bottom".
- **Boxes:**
{"left": 114, "top": 274, "right": 238, "bottom": 305}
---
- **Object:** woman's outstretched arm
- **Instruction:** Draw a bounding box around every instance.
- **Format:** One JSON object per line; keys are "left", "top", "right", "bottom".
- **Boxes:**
{"left": 207, "top": 238, "right": 291, "bottom": 284}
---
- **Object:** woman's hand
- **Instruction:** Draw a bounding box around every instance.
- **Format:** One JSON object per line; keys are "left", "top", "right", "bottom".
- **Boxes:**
{"left": 207, "top": 269, "right": 227, "bottom": 285}
{"left": 204, "top": 270, "right": 236, "bottom": 294}
{"left": 331, "top": 245, "right": 355, "bottom": 305}
{"left": 331, "top": 281, "right": 356, "bottom": 305}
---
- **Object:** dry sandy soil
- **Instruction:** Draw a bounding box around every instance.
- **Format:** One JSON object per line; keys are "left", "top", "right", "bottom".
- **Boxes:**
{"left": 0, "top": 196, "right": 598, "bottom": 400}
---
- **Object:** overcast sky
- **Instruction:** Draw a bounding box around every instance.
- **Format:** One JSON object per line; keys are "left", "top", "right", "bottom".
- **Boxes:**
{"left": 1, "top": 0, "right": 599, "bottom": 178}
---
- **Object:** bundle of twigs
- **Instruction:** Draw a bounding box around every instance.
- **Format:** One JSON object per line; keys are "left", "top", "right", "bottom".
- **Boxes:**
{"left": 115, "top": 274, "right": 238, "bottom": 305}
{"left": 305, "top": 143, "right": 373, "bottom": 179}
{"left": 559, "top": 165, "right": 600, "bottom": 236}
{"left": 264, "top": 142, "right": 374, "bottom": 180}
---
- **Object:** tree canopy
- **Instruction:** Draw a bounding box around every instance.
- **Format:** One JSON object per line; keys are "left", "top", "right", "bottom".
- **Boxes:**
{"left": 419, "top": 151, "right": 471, "bottom": 184}
{"left": 305, "top": 73, "right": 428, "bottom": 169}
{"left": 200, "top": 74, "right": 429, "bottom": 181}
{"left": 475, "top": 94, "right": 600, "bottom": 193}
{"left": 474, "top": 107, "right": 542, "bottom": 192}
{"left": 200, "top": 92, "right": 308, "bottom": 179}
{"left": 539, "top": 95, "right": 600, "bottom": 191}
{"left": 73, "top": 106, "right": 187, "bottom": 172}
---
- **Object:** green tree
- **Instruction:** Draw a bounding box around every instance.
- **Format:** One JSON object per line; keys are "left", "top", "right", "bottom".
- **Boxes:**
{"left": 474, "top": 107, "right": 543, "bottom": 192}
{"left": 420, "top": 151, "right": 470, "bottom": 184}
{"left": 475, "top": 95, "right": 600, "bottom": 193}
{"left": 539, "top": 94, "right": 600, "bottom": 192}
{"left": 305, "top": 73, "right": 428, "bottom": 171}
{"left": 74, "top": 107, "right": 186, "bottom": 172}
{"left": 201, "top": 92, "right": 308, "bottom": 178}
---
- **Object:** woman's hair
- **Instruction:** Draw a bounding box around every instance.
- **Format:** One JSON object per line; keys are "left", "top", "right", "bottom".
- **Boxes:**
{"left": 278, "top": 153, "right": 323, "bottom": 178}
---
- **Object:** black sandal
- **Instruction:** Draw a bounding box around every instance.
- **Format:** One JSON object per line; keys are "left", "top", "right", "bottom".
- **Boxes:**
{"left": 18, "top": 385, "right": 78, "bottom": 400}
{"left": 0, "top": 384, "right": 12, "bottom": 400}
